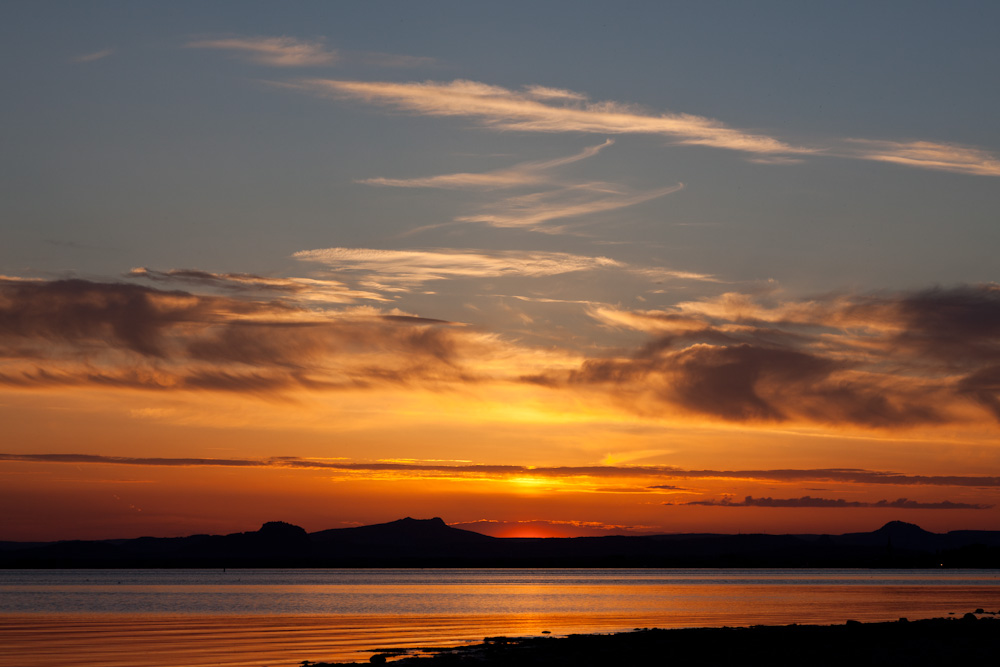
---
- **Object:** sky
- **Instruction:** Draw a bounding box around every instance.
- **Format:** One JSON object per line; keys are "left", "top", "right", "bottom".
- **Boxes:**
{"left": 2, "top": 1, "right": 999, "bottom": 541}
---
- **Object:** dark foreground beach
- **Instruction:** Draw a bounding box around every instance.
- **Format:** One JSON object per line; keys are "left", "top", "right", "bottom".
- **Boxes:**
{"left": 309, "top": 614, "right": 999, "bottom": 667}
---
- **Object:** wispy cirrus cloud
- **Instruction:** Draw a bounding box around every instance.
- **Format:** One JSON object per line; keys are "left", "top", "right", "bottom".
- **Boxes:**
{"left": 72, "top": 49, "right": 114, "bottom": 63}
{"left": 360, "top": 139, "right": 681, "bottom": 233}
{"left": 292, "top": 247, "right": 624, "bottom": 285}
{"left": 844, "top": 139, "right": 1000, "bottom": 177}
{"left": 358, "top": 139, "right": 613, "bottom": 189}
{"left": 126, "top": 267, "right": 388, "bottom": 303}
{"left": 287, "top": 77, "right": 1000, "bottom": 177}
{"left": 187, "top": 34, "right": 437, "bottom": 70}
{"left": 186, "top": 36, "right": 338, "bottom": 67}
{"left": 292, "top": 246, "right": 713, "bottom": 296}
{"left": 671, "top": 495, "right": 992, "bottom": 510}
{"left": 454, "top": 182, "right": 684, "bottom": 233}
{"left": 291, "top": 78, "right": 806, "bottom": 154}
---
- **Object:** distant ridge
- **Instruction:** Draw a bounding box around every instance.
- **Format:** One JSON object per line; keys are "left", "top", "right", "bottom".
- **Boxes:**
{"left": 1, "top": 519, "right": 998, "bottom": 568}
{"left": 310, "top": 516, "right": 495, "bottom": 547}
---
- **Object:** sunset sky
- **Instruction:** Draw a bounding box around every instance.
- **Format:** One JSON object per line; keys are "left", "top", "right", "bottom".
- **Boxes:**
{"left": 2, "top": 1, "right": 999, "bottom": 541}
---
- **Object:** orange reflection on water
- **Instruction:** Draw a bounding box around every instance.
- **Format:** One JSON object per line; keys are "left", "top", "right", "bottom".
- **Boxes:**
{"left": 2, "top": 614, "right": 596, "bottom": 667}
{"left": 3, "top": 580, "right": 999, "bottom": 667}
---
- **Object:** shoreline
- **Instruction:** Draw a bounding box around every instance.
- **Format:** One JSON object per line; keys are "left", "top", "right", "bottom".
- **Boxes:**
{"left": 309, "top": 613, "right": 1000, "bottom": 666}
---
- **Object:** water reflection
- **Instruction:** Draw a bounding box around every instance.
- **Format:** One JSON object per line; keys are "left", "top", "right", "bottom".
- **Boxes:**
{"left": 2, "top": 569, "right": 999, "bottom": 666}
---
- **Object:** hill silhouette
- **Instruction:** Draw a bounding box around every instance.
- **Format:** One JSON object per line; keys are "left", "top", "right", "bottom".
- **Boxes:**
{"left": 1, "top": 519, "right": 998, "bottom": 568}
{"left": 311, "top": 516, "right": 495, "bottom": 547}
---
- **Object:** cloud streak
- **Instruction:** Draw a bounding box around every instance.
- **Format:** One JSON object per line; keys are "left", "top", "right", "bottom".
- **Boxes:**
{"left": 292, "top": 246, "right": 712, "bottom": 298}
{"left": 293, "top": 78, "right": 805, "bottom": 154}
{"left": 359, "top": 139, "right": 681, "bottom": 233}
{"left": 3, "top": 454, "right": 999, "bottom": 489}
{"left": 186, "top": 36, "right": 338, "bottom": 67}
{"left": 845, "top": 139, "right": 1000, "bottom": 177}
{"left": 293, "top": 247, "right": 624, "bottom": 284}
{"left": 72, "top": 49, "right": 114, "bottom": 63}
{"left": 286, "top": 77, "right": 1000, "bottom": 177}
{"left": 672, "top": 495, "right": 992, "bottom": 510}
{"left": 454, "top": 182, "right": 684, "bottom": 232}
{"left": 126, "top": 267, "right": 388, "bottom": 303}
{"left": 358, "top": 140, "right": 614, "bottom": 189}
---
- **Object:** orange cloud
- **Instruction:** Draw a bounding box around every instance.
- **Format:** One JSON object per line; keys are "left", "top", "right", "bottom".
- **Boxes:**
{"left": 0, "top": 278, "right": 497, "bottom": 394}
{"left": 845, "top": 139, "right": 1000, "bottom": 177}
{"left": 285, "top": 77, "right": 1000, "bottom": 178}
{"left": 293, "top": 247, "right": 625, "bottom": 285}
{"left": 186, "top": 36, "right": 337, "bottom": 67}
{"left": 3, "top": 278, "right": 997, "bottom": 431}
{"left": 292, "top": 78, "right": 805, "bottom": 154}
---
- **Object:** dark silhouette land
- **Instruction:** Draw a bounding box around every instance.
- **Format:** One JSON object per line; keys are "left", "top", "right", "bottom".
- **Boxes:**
{"left": 2, "top": 517, "right": 999, "bottom": 567}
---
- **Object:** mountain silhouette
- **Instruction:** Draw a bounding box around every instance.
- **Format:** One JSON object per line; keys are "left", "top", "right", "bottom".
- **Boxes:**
{"left": 2, "top": 518, "right": 998, "bottom": 568}
{"left": 311, "top": 516, "right": 495, "bottom": 548}
{"left": 874, "top": 520, "right": 936, "bottom": 549}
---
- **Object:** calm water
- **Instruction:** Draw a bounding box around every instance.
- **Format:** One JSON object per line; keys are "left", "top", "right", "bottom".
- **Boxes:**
{"left": 3, "top": 568, "right": 999, "bottom": 666}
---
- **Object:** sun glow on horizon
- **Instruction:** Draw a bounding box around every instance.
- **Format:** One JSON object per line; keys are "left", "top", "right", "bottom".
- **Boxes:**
{"left": 2, "top": 4, "right": 999, "bottom": 542}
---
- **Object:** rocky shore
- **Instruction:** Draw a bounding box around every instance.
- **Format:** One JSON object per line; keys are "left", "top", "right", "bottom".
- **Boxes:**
{"left": 305, "top": 613, "right": 999, "bottom": 666}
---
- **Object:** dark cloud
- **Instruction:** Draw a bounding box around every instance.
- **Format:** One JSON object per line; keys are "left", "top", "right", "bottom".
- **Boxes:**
{"left": 676, "top": 468, "right": 1000, "bottom": 488}
{"left": 0, "top": 278, "right": 259, "bottom": 357}
{"left": 671, "top": 495, "right": 992, "bottom": 510}
{"left": 554, "top": 284, "right": 1000, "bottom": 427}
{"left": 668, "top": 344, "right": 833, "bottom": 421}
{"left": 956, "top": 364, "right": 1000, "bottom": 420}
{"left": 891, "top": 286, "right": 1000, "bottom": 365}
{"left": 3, "top": 280, "right": 999, "bottom": 424}
{"left": 568, "top": 342, "right": 944, "bottom": 426}
{"left": 0, "top": 278, "right": 483, "bottom": 393}
{"left": 3, "top": 454, "right": 999, "bottom": 488}
{"left": 0, "top": 453, "right": 264, "bottom": 467}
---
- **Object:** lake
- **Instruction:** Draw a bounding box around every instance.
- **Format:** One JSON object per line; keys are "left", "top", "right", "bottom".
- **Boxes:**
{"left": 3, "top": 568, "right": 999, "bottom": 666}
